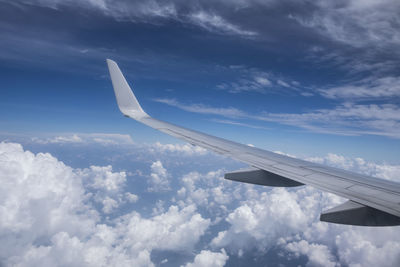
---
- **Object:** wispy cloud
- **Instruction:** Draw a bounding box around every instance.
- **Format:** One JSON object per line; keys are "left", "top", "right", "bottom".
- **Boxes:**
{"left": 216, "top": 65, "right": 301, "bottom": 94}
{"left": 154, "top": 98, "right": 247, "bottom": 118}
{"left": 155, "top": 98, "right": 400, "bottom": 138}
{"left": 188, "top": 11, "right": 257, "bottom": 37}
{"left": 260, "top": 103, "right": 400, "bottom": 138}
{"left": 16, "top": 0, "right": 400, "bottom": 48}
{"left": 7, "top": 0, "right": 400, "bottom": 76}
{"left": 292, "top": 0, "right": 400, "bottom": 49}
{"left": 11, "top": 0, "right": 255, "bottom": 37}
{"left": 210, "top": 119, "right": 269, "bottom": 130}
{"left": 15, "top": 0, "right": 177, "bottom": 21}
{"left": 320, "top": 76, "right": 400, "bottom": 99}
{"left": 32, "top": 133, "right": 134, "bottom": 145}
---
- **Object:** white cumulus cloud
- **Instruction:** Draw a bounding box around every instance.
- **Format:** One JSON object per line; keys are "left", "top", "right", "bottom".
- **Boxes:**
{"left": 148, "top": 160, "right": 170, "bottom": 192}
{"left": 183, "top": 249, "right": 229, "bottom": 267}
{"left": 2, "top": 139, "right": 400, "bottom": 266}
{"left": 152, "top": 142, "right": 208, "bottom": 155}
{"left": 0, "top": 142, "right": 211, "bottom": 266}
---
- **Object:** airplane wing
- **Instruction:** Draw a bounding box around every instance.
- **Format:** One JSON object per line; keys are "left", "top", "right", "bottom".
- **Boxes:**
{"left": 107, "top": 59, "right": 400, "bottom": 226}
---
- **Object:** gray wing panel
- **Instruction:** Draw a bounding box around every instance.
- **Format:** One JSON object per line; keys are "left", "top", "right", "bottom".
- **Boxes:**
{"left": 107, "top": 59, "right": 400, "bottom": 220}
{"left": 138, "top": 117, "right": 400, "bottom": 218}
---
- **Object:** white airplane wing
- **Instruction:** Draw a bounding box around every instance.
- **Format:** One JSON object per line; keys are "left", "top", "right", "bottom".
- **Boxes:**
{"left": 107, "top": 59, "right": 400, "bottom": 226}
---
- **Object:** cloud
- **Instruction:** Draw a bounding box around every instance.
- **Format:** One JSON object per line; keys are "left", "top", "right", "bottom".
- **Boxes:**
{"left": 16, "top": 0, "right": 400, "bottom": 49}
{"left": 319, "top": 76, "right": 400, "bottom": 99}
{"left": 148, "top": 160, "right": 170, "bottom": 192}
{"left": 77, "top": 165, "right": 128, "bottom": 213}
{"left": 210, "top": 187, "right": 317, "bottom": 253}
{"left": 34, "top": 0, "right": 400, "bottom": 48}
{"left": 32, "top": 133, "right": 134, "bottom": 145}
{"left": 292, "top": 1, "right": 400, "bottom": 80}
{"left": 116, "top": 204, "right": 210, "bottom": 253}
{"left": 80, "top": 165, "right": 127, "bottom": 192}
{"left": 306, "top": 153, "right": 400, "bottom": 183}
{"left": 188, "top": 11, "right": 257, "bottom": 37}
{"left": 2, "top": 140, "right": 400, "bottom": 266}
{"left": 12, "top": 0, "right": 256, "bottom": 37}
{"left": 176, "top": 169, "right": 238, "bottom": 211}
{"left": 205, "top": 151, "right": 400, "bottom": 266}
{"left": 0, "top": 142, "right": 97, "bottom": 265}
{"left": 0, "top": 142, "right": 211, "bottom": 266}
{"left": 152, "top": 142, "right": 208, "bottom": 156}
{"left": 17, "top": 0, "right": 177, "bottom": 21}
{"left": 292, "top": 0, "right": 400, "bottom": 49}
{"left": 277, "top": 79, "right": 290, "bottom": 88}
{"left": 254, "top": 76, "right": 271, "bottom": 86}
{"left": 334, "top": 229, "right": 400, "bottom": 267}
{"left": 5, "top": 0, "right": 400, "bottom": 81}
{"left": 125, "top": 192, "right": 139, "bottom": 203}
{"left": 210, "top": 119, "right": 269, "bottom": 130}
{"left": 18, "top": 203, "right": 210, "bottom": 266}
{"left": 109, "top": 0, "right": 177, "bottom": 20}
{"left": 101, "top": 196, "right": 119, "bottom": 213}
{"left": 183, "top": 249, "right": 229, "bottom": 267}
{"left": 155, "top": 97, "right": 400, "bottom": 138}
{"left": 44, "top": 134, "right": 83, "bottom": 143}
{"left": 216, "top": 66, "right": 298, "bottom": 94}
{"left": 208, "top": 184, "right": 400, "bottom": 267}
{"left": 284, "top": 240, "right": 337, "bottom": 267}
{"left": 154, "top": 98, "right": 247, "bottom": 118}
{"left": 260, "top": 103, "right": 400, "bottom": 138}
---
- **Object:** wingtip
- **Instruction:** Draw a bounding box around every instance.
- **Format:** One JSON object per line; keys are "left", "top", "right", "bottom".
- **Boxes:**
{"left": 106, "top": 58, "right": 116, "bottom": 66}
{"left": 106, "top": 59, "right": 149, "bottom": 120}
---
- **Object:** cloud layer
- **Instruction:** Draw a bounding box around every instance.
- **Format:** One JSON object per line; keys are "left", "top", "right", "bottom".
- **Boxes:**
{"left": 1, "top": 140, "right": 400, "bottom": 266}
{"left": 0, "top": 142, "right": 210, "bottom": 266}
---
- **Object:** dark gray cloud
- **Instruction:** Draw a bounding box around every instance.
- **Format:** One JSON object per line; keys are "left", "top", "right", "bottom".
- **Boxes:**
{"left": 2, "top": 0, "right": 399, "bottom": 77}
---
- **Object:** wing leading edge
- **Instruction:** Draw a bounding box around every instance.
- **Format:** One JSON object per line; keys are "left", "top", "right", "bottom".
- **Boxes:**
{"left": 106, "top": 59, "right": 400, "bottom": 226}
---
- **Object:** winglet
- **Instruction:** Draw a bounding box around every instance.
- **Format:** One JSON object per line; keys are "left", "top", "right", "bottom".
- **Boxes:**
{"left": 106, "top": 59, "right": 149, "bottom": 120}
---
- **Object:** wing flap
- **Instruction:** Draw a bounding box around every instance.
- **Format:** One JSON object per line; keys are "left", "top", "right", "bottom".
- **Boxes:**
{"left": 225, "top": 168, "right": 304, "bottom": 187}
{"left": 320, "top": 200, "right": 400, "bottom": 226}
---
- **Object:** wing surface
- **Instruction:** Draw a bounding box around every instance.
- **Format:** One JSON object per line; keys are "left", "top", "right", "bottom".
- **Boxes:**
{"left": 107, "top": 59, "right": 400, "bottom": 226}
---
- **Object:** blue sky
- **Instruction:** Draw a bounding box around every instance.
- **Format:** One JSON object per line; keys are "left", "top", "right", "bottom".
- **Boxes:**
{"left": 1, "top": 1, "right": 400, "bottom": 266}
{"left": 1, "top": 0, "right": 400, "bottom": 162}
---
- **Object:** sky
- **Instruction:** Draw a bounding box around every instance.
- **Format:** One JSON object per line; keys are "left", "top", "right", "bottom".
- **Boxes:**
{"left": 1, "top": 0, "right": 400, "bottom": 266}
